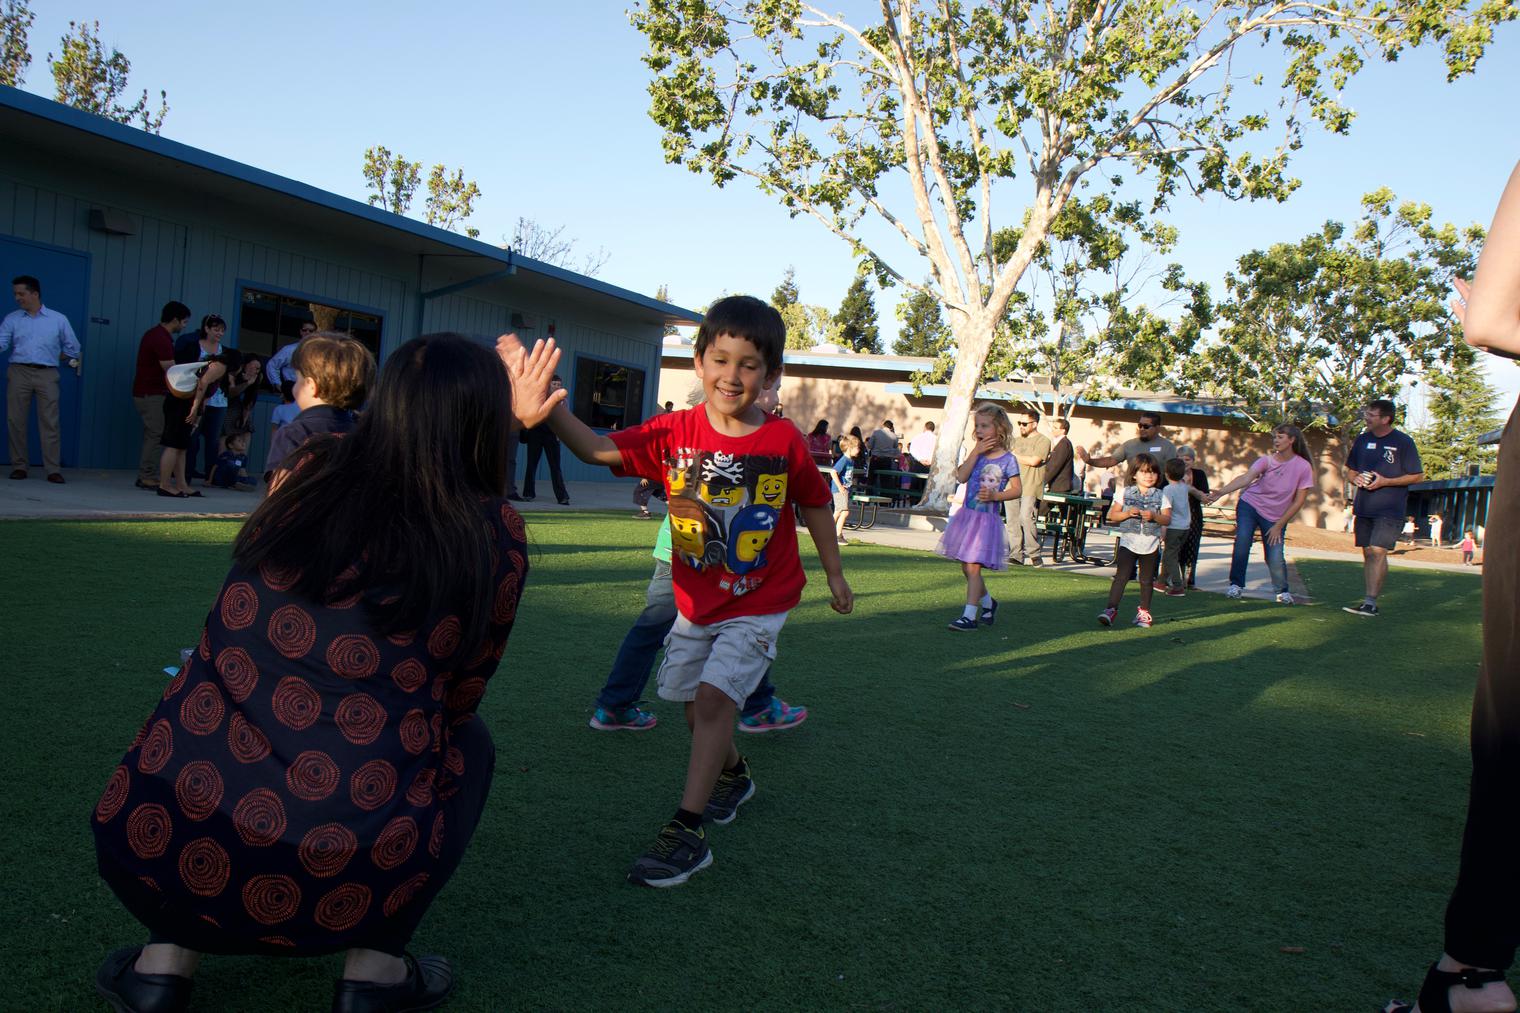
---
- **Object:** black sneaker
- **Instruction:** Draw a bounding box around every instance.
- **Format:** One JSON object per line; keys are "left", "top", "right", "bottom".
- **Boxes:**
{"left": 628, "top": 821, "right": 712, "bottom": 887}
{"left": 704, "top": 758, "right": 755, "bottom": 825}
{"left": 1342, "top": 601, "right": 1380, "bottom": 617}
{"left": 980, "top": 598, "right": 998, "bottom": 625}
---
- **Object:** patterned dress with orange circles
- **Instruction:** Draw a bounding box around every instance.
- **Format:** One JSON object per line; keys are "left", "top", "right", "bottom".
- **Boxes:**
{"left": 92, "top": 500, "right": 528, "bottom": 955}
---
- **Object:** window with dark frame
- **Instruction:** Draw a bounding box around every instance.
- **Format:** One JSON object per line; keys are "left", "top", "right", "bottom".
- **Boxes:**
{"left": 572, "top": 357, "right": 645, "bottom": 431}
{"left": 236, "top": 286, "right": 382, "bottom": 361}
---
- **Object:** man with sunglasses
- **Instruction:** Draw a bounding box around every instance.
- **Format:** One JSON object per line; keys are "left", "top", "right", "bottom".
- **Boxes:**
{"left": 1076, "top": 412, "right": 1177, "bottom": 476}
{"left": 1007, "top": 408, "right": 1052, "bottom": 565}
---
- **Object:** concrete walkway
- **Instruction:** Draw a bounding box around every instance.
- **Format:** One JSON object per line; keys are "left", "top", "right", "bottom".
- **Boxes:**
{"left": 4, "top": 471, "right": 1476, "bottom": 605}
{"left": 0, "top": 468, "right": 657, "bottom": 521}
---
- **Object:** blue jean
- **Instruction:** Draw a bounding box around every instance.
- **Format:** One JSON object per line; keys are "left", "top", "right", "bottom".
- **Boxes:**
{"left": 595, "top": 561, "right": 776, "bottom": 717}
{"left": 1229, "top": 499, "right": 1289, "bottom": 593}
{"left": 188, "top": 404, "right": 225, "bottom": 478}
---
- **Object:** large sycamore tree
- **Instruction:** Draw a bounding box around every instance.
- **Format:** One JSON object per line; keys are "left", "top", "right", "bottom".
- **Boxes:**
{"left": 630, "top": 0, "right": 1514, "bottom": 509}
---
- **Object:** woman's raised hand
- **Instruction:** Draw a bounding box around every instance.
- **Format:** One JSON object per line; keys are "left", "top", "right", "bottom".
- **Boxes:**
{"left": 496, "top": 333, "right": 566, "bottom": 430}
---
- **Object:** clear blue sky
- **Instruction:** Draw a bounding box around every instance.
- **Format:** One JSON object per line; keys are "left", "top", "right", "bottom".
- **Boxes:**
{"left": 17, "top": 2, "right": 1520, "bottom": 413}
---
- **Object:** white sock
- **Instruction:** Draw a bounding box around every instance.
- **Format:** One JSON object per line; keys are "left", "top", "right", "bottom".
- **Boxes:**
{"left": 979, "top": 593, "right": 993, "bottom": 608}
{"left": 962, "top": 604, "right": 979, "bottom": 621}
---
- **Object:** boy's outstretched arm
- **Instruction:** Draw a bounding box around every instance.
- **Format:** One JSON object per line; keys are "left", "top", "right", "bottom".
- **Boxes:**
{"left": 497, "top": 333, "right": 621, "bottom": 467}
{"left": 800, "top": 504, "right": 854, "bottom": 614}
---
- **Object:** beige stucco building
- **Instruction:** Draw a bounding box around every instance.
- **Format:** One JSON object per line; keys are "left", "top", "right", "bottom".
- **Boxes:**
{"left": 657, "top": 343, "right": 1351, "bottom": 528}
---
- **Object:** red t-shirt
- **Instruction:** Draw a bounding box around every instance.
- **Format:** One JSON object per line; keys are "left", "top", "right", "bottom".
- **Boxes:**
{"left": 610, "top": 407, "right": 831, "bottom": 625}
{"left": 133, "top": 324, "right": 175, "bottom": 397}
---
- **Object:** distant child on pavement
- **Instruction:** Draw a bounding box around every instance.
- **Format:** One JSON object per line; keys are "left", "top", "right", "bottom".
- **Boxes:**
{"left": 501, "top": 295, "right": 853, "bottom": 889}
{"left": 1460, "top": 532, "right": 1477, "bottom": 565}
{"left": 1160, "top": 457, "right": 1192, "bottom": 595}
{"left": 1099, "top": 453, "right": 1166, "bottom": 628}
{"left": 935, "top": 403, "right": 1021, "bottom": 632}
{"left": 832, "top": 433, "right": 862, "bottom": 544}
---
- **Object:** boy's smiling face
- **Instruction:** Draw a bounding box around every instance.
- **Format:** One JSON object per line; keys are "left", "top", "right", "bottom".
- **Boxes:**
{"left": 694, "top": 332, "right": 777, "bottom": 432}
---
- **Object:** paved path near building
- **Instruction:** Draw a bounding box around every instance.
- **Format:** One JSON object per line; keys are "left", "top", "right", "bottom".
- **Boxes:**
{"left": 4, "top": 471, "right": 1476, "bottom": 604}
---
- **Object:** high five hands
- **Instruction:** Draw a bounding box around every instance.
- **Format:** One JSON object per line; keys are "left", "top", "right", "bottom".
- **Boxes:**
{"left": 496, "top": 333, "right": 566, "bottom": 430}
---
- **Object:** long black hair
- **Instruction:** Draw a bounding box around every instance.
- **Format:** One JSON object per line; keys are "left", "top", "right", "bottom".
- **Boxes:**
{"left": 233, "top": 334, "right": 513, "bottom": 660}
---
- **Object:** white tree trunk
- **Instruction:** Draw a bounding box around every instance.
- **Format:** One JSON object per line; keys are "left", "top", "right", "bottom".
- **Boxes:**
{"left": 918, "top": 311, "right": 996, "bottom": 512}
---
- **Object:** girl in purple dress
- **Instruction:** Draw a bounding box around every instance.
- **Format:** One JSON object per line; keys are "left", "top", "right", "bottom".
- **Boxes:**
{"left": 937, "top": 403, "right": 1022, "bottom": 631}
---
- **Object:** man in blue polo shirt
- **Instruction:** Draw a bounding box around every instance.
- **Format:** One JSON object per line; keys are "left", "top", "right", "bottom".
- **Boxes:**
{"left": 1, "top": 275, "right": 81, "bottom": 484}
{"left": 1343, "top": 398, "right": 1424, "bottom": 617}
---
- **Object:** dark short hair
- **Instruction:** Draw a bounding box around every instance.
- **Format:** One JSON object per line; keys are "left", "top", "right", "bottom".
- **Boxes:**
{"left": 201, "top": 314, "right": 226, "bottom": 332}
{"left": 1053, "top": 417, "right": 1069, "bottom": 432}
{"left": 925, "top": 421, "right": 936, "bottom": 432}
{"left": 1138, "top": 411, "right": 1161, "bottom": 427}
{"left": 12, "top": 275, "right": 39, "bottom": 295}
{"left": 1164, "top": 457, "right": 1188, "bottom": 481}
{"left": 695, "top": 295, "right": 784, "bottom": 375}
{"left": 293, "top": 333, "right": 376, "bottom": 410}
{"left": 160, "top": 301, "right": 190, "bottom": 324}
{"left": 1367, "top": 399, "right": 1396, "bottom": 420}
{"left": 1018, "top": 407, "right": 1041, "bottom": 422}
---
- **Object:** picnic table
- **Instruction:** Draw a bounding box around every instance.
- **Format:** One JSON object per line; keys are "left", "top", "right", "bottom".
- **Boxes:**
{"left": 867, "top": 468, "right": 929, "bottom": 507}
{"left": 1040, "top": 491, "right": 1112, "bottom": 565}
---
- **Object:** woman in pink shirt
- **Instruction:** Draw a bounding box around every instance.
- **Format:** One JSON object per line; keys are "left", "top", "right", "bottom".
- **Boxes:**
{"left": 1208, "top": 424, "right": 1315, "bottom": 604}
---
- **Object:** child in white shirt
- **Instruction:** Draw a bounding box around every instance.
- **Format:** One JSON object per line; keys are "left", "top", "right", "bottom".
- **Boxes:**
{"left": 1160, "top": 457, "right": 1193, "bottom": 595}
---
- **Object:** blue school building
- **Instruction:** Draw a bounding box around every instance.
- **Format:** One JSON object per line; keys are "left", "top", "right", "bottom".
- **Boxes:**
{"left": 0, "top": 86, "right": 698, "bottom": 478}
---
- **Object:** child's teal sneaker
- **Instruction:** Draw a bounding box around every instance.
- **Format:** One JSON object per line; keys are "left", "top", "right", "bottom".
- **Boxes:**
{"left": 737, "top": 699, "right": 808, "bottom": 734}
{"left": 589, "top": 705, "right": 658, "bottom": 732}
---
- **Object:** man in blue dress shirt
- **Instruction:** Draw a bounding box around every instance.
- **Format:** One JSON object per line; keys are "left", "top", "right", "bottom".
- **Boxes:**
{"left": 1, "top": 275, "right": 81, "bottom": 483}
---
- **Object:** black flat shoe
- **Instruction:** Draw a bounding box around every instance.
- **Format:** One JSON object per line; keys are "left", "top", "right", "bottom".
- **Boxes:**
{"left": 156, "top": 488, "right": 187, "bottom": 499}
{"left": 95, "top": 946, "right": 193, "bottom": 1013}
{"left": 184, "top": 490, "right": 203, "bottom": 498}
{"left": 332, "top": 953, "right": 453, "bottom": 1013}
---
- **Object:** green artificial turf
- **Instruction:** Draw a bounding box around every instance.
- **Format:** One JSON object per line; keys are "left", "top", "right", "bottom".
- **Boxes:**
{"left": 1, "top": 515, "right": 1486, "bottom": 1011}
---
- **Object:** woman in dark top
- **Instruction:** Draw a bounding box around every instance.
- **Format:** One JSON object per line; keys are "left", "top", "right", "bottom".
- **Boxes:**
{"left": 93, "top": 334, "right": 532, "bottom": 1013}
{"left": 1176, "top": 445, "right": 1211, "bottom": 588}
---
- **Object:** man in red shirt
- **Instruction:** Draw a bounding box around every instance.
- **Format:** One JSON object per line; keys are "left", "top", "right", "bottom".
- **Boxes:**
{"left": 131, "top": 301, "right": 190, "bottom": 490}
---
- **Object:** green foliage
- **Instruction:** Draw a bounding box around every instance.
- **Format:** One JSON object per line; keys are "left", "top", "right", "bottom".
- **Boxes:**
{"left": 362, "top": 146, "right": 421, "bottom": 215}
{"left": 654, "top": 283, "right": 680, "bottom": 336}
{"left": 424, "top": 164, "right": 482, "bottom": 238}
{"left": 1193, "top": 191, "right": 1483, "bottom": 436}
{"left": 833, "top": 274, "right": 880, "bottom": 353}
{"left": 779, "top": 300, "right": 839, "bottom": 350}
{"left": 628, "top": 0, "right": 1512, "bottom": 501}
{"left": 770, "top": 265, "right": 799, "bottom": 310}
{"left": 1413, "top": 347, "right": 1503, "bottom": 478}
{"left": 896, "top": 286, "right": 950, "bottom": 357}
{"left": 48, "top": 19, "right": 166, "bottom": 133}
{"left": 0, "top": 0, "right": 32, "bottom": 88}
{"left": 969, "top": 197, "right": 1209, "bottom": 422}
{"left": 362, "top": 147, "right": 482, "bottom": 238}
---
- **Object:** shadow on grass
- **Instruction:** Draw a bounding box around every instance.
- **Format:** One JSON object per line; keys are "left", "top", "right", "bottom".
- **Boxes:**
{"left": 0, "top": 517, "right": 1488, "bottom": 1012}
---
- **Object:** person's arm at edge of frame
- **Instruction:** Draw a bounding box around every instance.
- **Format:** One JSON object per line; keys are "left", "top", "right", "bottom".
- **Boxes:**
{"left": 799, "top": 503, "right": 854, "bottom": 614}
{"left": 1455, "top": 159, "right": 1520, "bottom": 360}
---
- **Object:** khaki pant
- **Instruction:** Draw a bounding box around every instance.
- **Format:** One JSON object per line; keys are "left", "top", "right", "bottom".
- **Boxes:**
{"left": 1006, "top": 491, "right": 1044, "bottom": 562}
{"left": 133, "top": 395, "right": 163, "bottom": 483}
{"left": 6, "top": 364, "right": 61, "bottom": 473}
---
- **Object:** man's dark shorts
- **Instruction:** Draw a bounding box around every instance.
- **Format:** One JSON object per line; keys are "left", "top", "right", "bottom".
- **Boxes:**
{"left": 1355, "top": 515, "right": 1401, "bottom": 550}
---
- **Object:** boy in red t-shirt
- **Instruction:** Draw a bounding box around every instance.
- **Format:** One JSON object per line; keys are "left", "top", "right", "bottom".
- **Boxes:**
{"left": 502, "top": 295, "right": 853, "bottom": 886}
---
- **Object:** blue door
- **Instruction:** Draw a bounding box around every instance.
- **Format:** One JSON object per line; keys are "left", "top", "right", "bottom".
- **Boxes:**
{"left": 0, "top": 236, "right": 89, "bottom": 468}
